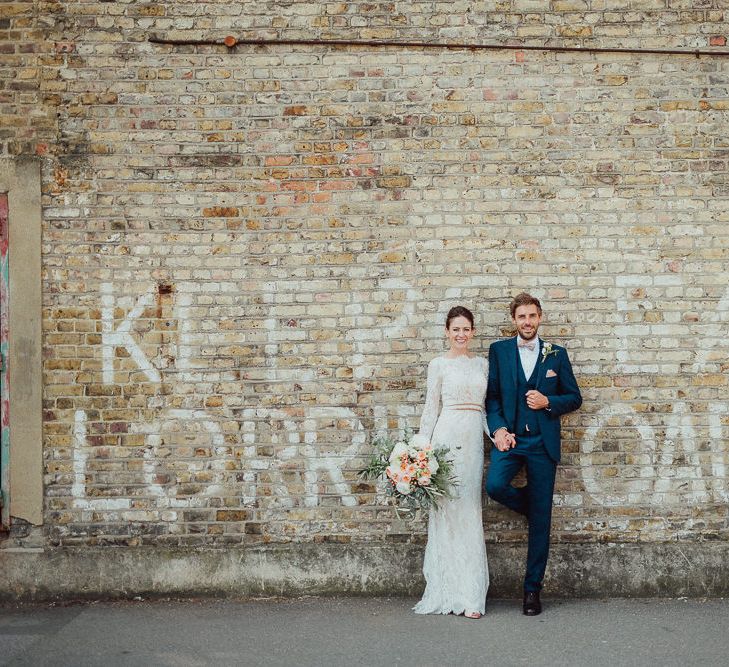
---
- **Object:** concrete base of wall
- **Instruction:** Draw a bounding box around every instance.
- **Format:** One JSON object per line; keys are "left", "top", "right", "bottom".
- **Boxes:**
{"left": 1, "top": 543, "right": 727, "bottom": 602}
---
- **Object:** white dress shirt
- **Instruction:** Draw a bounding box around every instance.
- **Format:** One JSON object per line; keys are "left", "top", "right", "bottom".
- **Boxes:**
{"left": 517, "top": 335, "right": 540, "bottom": 380}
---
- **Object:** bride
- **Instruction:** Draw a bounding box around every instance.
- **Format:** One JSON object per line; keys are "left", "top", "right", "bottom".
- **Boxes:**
{"left": 412, "top": 306, "right": 489, "bottom": 619}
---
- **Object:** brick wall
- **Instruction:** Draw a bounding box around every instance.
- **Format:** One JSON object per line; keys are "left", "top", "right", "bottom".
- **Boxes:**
{"left": 0, "top": 0, "right": 56, "bottom": 156}
{"left": 5, "top": 3, "right": 729, "bottom": 559}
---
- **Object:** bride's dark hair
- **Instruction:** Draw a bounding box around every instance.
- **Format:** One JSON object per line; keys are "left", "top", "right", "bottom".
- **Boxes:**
{"left": 445, "top": 306, "right": 475, "bottom": 329}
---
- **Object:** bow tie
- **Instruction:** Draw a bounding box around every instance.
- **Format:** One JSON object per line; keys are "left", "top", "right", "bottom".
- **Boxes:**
{"left": 518, "top": 340, "right": 536, "bottom": 351}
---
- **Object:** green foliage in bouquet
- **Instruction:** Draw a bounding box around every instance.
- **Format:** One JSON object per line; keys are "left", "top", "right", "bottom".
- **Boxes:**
{"left": 358, "top": 430, "right": 458, "bottom": 514}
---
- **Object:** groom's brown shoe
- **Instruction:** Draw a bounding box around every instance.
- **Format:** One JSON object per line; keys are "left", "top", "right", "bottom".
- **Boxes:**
{"left": 523, "top": 591, "right": 542, "bottom": 616}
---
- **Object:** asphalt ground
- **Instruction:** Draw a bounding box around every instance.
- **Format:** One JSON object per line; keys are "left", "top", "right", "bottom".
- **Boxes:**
{"left": 1, "top": 596, "right": 727, "bottom": 667}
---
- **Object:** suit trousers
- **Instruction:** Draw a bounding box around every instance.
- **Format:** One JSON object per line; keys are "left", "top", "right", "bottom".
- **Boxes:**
{"left": 485, "top": 433, "right": 557, "bottom": 592}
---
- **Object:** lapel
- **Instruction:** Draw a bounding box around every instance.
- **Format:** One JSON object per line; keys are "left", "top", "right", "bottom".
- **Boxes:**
{"left": 533, "top": 339, "right": 545, "bottom": 390}
{"left": 507, "top": 337, "right": 518, "bottom": 389}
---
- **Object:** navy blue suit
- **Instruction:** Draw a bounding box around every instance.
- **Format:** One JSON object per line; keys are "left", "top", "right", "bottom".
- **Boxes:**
{"left": 485, "top": 336, "right": 582, "bottom": 592}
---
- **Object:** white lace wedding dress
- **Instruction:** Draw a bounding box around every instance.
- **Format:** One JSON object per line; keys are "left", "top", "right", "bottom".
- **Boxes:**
{"left": 413, "top": 355, "right": 490, "bottom": 615}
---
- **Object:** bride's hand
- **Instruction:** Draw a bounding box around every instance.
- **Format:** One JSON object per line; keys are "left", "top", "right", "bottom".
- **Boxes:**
{"left": 494, "top": 429, "right": 515, "bottom": 451}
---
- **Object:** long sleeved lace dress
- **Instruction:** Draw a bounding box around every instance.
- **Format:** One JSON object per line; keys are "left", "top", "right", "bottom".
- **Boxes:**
{"left": 412, "top": 355, "right": 490, "bottom": 615}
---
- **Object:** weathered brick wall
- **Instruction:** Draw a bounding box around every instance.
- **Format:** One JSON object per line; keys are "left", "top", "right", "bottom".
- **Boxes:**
{"left": 5, "top": 3, "right": 729, "bottom": 564}
{"left": 0, "top": 0, "right": 56, "bottom": 156}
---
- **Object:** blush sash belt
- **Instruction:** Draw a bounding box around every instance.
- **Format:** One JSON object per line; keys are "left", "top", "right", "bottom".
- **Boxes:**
{"left": 442, "top": 402, "right": 484, "bottom": 412}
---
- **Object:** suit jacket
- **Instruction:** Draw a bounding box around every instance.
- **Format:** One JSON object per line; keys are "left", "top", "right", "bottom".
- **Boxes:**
{"left": 486, "top": 337, "right": 582, "bottom": 463}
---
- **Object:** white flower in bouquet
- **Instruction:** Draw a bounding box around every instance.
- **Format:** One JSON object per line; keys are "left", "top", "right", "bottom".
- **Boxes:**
{"left": 389, "top": 441, "right": 408, "bottom": 462}
{"left": 427, "top": 456, "right": 439, "bottom": 475}
{"left": 396, "top": 480, "right": 412, "bottom": 495}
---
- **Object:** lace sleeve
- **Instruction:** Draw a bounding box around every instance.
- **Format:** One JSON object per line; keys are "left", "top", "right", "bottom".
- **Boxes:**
{"left": 481, "top": 356, "right": 492, "bottom": 440}
{"left": 417, "top": 358, "right": 442, "bottom": 443}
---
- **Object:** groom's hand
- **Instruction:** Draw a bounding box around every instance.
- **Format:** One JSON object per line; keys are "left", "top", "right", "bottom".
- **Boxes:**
{"left": 526, "top": 390, "right": 549, "bottom": 410}
{"left": 494, "top": 428, "right": 516, "bottom": 451}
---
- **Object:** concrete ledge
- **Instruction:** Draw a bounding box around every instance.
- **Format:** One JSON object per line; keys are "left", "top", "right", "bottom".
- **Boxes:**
{"left": 1, "top": 542, "right": 727, "bottom": 602}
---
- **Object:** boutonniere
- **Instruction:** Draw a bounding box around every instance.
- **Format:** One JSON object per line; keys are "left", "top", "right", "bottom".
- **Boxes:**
{"left": 541, "top": 341, "right": 558, "bottom": 363}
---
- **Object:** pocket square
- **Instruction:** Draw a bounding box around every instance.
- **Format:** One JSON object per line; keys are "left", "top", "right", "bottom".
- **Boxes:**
{"left": 545, "top": 369, "right": 557, "bottom": 378}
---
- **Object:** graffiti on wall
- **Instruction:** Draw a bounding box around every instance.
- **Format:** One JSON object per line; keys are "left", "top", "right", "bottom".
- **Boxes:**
{"left": 87, "top": 281, "right": 369, "bottom": 511}
{"left": 583, "top": 283, "right": 729, "bottom": 506}
{"left": 69, "top": 275, "right": 729, "bottom": 512}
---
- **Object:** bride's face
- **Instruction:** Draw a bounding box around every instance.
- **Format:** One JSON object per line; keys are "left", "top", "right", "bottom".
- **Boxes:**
{"left": 445, "top": 316, "right": 474, "bottom": 351}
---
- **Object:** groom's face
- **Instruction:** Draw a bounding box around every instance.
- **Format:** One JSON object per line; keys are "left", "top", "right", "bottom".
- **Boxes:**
{"left": 512, "top": 304, "right": 542, "bottom": 341}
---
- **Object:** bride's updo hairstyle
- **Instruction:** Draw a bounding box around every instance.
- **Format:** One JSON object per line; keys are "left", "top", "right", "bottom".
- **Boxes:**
{"left": 445, "top": 306, "right": 475, "bottom": 330}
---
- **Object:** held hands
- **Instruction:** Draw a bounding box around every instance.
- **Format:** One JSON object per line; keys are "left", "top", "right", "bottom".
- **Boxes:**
{"left": 525, "top": 390, "right": 549, "bottom": 411}
{"left": 494, "top": 428, "right": 516, "bottom": 452}
{"left": 493, "top": 391, "right": 550, "bottom": 451}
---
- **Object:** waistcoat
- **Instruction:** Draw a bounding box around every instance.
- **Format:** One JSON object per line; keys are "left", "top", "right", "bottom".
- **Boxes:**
{"left": 514, "top": 347, "right": 542, "bottom": 436}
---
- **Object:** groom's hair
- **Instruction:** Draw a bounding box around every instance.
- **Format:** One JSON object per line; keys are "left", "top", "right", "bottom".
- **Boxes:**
{"left": 510, "top": 292, "right": 542, "bottom": 318}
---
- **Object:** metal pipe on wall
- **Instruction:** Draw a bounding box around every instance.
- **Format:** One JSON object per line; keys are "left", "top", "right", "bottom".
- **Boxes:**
{"left": 148, "top": 35, "right": 729, "bottom": 58}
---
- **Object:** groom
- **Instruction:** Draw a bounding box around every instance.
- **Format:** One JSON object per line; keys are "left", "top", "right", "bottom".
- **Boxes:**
{"left": 485, "top": 293, "right": 582, "bottom": 616}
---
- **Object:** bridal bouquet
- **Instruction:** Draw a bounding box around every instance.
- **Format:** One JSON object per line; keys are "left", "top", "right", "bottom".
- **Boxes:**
{"left": 358, "top": 431, "right": 457, "bottom": 514}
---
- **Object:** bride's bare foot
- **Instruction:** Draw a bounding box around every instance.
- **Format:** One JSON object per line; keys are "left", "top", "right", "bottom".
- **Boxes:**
{"left": 464, "top": 611, "right": 482, "bottom": 619}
